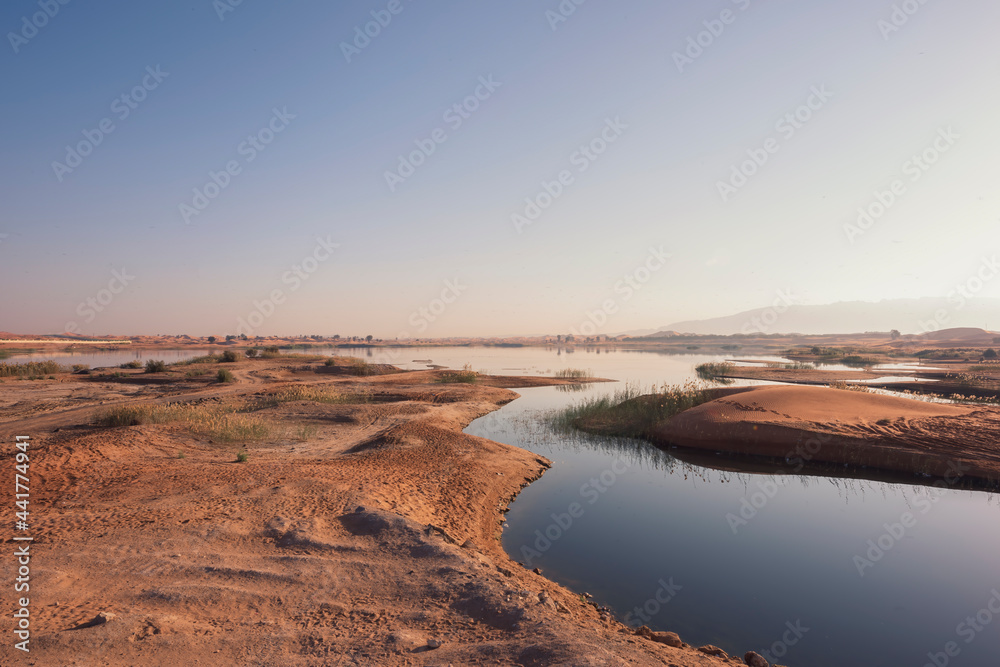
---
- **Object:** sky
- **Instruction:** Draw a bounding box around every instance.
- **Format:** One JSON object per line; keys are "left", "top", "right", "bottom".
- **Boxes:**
{"left": 2, "top": 0, "right": 999, "bottom": 338}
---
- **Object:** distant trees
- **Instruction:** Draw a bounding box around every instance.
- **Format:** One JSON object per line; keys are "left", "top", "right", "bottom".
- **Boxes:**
{"left": 225, "top": 335, "right": 236, "bottom": 342}
{"left": 366, "top": 335, "right": 373, "bottom": 343}
{"left": 207, "top": 336, "right": 217, "bottom": 344}
{"left": 890, "top": 329, "right": 901, "bottom": 340}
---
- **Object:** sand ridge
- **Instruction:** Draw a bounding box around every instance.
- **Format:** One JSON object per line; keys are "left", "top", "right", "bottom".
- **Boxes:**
{"left": 657, "top": 385, "right": 1000, "bottom": 483}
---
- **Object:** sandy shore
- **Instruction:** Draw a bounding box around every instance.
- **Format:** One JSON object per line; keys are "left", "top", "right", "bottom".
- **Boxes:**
{"left": 655, "top": 385, "right": 1000, "bottom": 486}
{"left": 0, "top": 359, "right": 746, "bottom": 666}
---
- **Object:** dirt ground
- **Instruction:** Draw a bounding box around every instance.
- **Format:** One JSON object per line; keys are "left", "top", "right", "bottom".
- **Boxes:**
{"left": 0, "top": 358, "right": 751, "bottom": 666}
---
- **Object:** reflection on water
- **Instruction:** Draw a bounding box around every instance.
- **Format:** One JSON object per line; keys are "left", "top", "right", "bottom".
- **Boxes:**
{"left": 554, "top": 383, "right": 589, "bottom": 393}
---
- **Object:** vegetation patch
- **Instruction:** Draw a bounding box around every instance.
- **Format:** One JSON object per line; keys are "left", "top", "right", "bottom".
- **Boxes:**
{"left": 0, "top": 360, "right": 63, "bottom": 378}
{"left": 173, "top": 354, "right": 222, "bottom": 365}
{"left": 554, "top": 368, "right": 591, "bottom": 379}
{"left": 553, "top": 381, "right": 716, "bottom": 439}
{"left": 94, "top": 403, "right": 271, "bottom": 443}
{"left": 695, "top": 362, "right": 734, "bottom": 384}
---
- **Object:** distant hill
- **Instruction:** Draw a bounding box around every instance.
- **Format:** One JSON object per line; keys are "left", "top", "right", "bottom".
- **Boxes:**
{"left": 650, "top": 298, "right": 1000, "bottom": 336}
{"left": 918, "top": 327, "right": 998, "bottom": 344}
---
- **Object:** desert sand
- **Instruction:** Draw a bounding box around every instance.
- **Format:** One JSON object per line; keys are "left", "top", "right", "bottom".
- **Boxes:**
{"left": 656, "top": 385, "right": 1000, "bottom": 485}
{"left": 0, "top": 358, "right": 748, "bottom": 666}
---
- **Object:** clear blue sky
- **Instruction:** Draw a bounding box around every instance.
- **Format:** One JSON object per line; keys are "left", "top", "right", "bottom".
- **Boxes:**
{"left": 2, "top": 0, "right": 999, "bottom": 337}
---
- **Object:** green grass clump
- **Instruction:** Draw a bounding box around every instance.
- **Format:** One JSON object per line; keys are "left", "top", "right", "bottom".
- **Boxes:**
{"left": 555, "top": 368, "right": 591, "bottom": 379}
{"left": 236, "top": 449, "right": 249, "bottom": 463}
{"left": 695, "top": 362, "right": 734, "bottom": 383}
{"left": 217, "top": 369, "right": 235, "bottom": 383}
{"left": 145, "top": 359, "right": 167, "bottom": 373}
{"left": 0, "top": 360, "right": 63, "bottom": 378}
{"left": 436, "top": 371, "right": 477, "bottom": 383}
{"left": 554, "top": 381, "right": 716, "bottom": 439}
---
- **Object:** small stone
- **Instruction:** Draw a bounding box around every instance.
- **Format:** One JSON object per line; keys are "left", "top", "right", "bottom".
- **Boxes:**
{"left": 427, "top": 639, "right": 442, "bottom": 649}
{"left": 744, "top": 651, "right": 769, "bottom": 667}
{"left": 94, "top": 611, "right": 116, "bottom": 625}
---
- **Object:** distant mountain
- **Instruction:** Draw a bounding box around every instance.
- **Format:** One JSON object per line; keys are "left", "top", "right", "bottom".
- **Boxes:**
{"left": 652, "top": 298, "right": 1000, "bottom": 336}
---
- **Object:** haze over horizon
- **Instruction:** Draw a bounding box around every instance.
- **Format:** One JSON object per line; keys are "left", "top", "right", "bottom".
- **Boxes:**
{"left": 3, "top": 1, "right": 999, "bottom": 337}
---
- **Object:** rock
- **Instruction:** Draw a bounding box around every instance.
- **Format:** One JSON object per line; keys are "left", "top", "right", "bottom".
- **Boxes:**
{"left": 94, "top": 611, "right": 116, "bottom": 625}
{"left": 533, "top": 567, "right": 542, "bottom": 574}
{"left": 650, "top": 631, "right": 683, "bottom": 648}
{"left": 427, "top": 638, "right": 442, "bottom": 649}
{"left": 744, "top": 651, "right": 769, "bottom": 667}
{"left": 635, "top": 627, "right": 683, "bottom": 648}
{"left": 697, "top": 645, "right": 728, "bottom": 658}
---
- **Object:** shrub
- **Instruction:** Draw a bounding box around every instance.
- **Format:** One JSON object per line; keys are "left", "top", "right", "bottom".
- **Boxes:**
{"left": 120, "top": 360, "right": 143, "bottom": 369}
{"left": 145, "top": 359, "right": 167, "bottom": 373}
{"left": 217, "top": 369, "right": 235, "bottom": 383}
{"left": 245, "top": 348, "right": 259, "bottom": 358}
{"left": 220, "top": 350, "right": 239, "bottom": 363}
{"left": 236, "top": 449, "right": 249, "bottom": 463}
{"left": 72, "top": 364, "right": 89, "bottom": 372}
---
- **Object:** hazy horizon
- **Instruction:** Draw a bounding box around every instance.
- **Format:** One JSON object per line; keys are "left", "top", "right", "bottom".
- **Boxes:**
{"left": 3, "top": 1, "right": 999, "bottom": 337}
